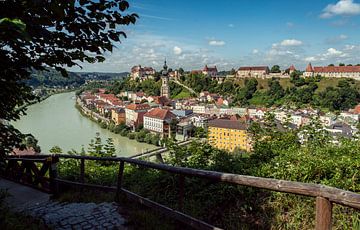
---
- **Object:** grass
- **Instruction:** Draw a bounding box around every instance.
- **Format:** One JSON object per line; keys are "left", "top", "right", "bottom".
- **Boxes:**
{"left": 172, "top": 89, "right": 192, "bottom": 99}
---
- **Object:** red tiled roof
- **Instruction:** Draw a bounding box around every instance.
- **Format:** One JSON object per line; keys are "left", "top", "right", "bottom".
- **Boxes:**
{"left": 191, "top": 70, "right": 203, "bottom": 74}
{"left": 313, "top": 66, "right": 360, "bottom": 73}
{"left": 305, "top": 63, "right": 313, "bottom": 72}
{"left": 82, "top": 95, "right": 96, "bottom": 100}
{"left": 144, "top": 108, "right": 176, "bottom": 120}
{"left": 238, "top": 66, "right": 269, "bottom": 71}
{"left": 203, "top": 65, "right": 217, "bottom": 72}
{"left": 126, "top": 103, "right": 150, "bottom": 111}
{"left": 353, "top": 105, "right": 360, "bottom": 114}
{"left": 12, "top": 147, "right": 37, "bottom": 156}
{"left": 289, "top": 65, "right": 296, "bottom": 71}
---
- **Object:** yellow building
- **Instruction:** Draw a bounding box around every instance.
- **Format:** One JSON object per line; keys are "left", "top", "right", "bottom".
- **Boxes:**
{"left": 207, "top": 119, "right": 251, "bottom": 152}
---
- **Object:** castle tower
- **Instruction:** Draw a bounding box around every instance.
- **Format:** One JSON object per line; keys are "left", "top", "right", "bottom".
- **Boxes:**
{"left": 289, "top": 65, "right": 296, "bottom": 75}
{"left": 304, "top": 63, "right": 314, "bottom": 77}
{"left": 160, "top": 59, "right": 170, "bottom": 98}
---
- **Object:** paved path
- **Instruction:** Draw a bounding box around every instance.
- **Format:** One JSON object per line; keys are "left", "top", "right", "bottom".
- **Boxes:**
{"left": 0, "top": 178, "right": 128, "bottom": 229}
{"left": 171, "top": 79, "right": 198, "bottom": 96}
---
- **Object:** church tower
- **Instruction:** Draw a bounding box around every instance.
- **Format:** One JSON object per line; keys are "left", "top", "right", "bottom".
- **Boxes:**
{"left": 160, "top": 59, "right": 170, "bottom": 98}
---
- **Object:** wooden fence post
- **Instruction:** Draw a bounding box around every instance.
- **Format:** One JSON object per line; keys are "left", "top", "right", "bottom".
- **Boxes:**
{"left": 178, "top": 175, "right": 185, "bottom": 211}
{"left": 80, "top": 158, "right": 85, "bottom": 183}
{"left": 115, "top": 161, "right": 125, "bottom": 202}
{"left": 315, "top": 196, "right": 332, "bottom": 230}
{"left": 49, "top": 156, "right": 59, "bottom": 196}
{"left": 155, "top": 153, "right": 164, "bottom": 164}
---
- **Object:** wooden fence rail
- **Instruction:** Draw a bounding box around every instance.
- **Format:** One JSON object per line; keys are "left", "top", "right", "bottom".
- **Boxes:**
{"left": 4, "top": 154, "right": 360, "bottom": 230}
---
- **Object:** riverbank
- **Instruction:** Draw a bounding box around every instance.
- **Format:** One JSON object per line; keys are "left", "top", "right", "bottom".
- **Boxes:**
{"left": 16, "top": 88, "right": 77, "bottom": 112}
{"left": 75, "top": 98, "right": 162, "bottom": 147}
{"left": 13, "top": 92, "right": 154, "bottom": 155}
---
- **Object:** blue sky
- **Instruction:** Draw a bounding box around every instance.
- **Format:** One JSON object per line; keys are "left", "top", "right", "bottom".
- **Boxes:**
{"left": 74, "top": 0, "right": 360, "bottom": 72}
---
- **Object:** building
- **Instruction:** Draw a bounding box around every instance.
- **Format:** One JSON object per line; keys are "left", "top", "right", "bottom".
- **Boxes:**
{"left": 304, "top": 63, "right": 360, "bottom": 78}
{"left": 143, "top": 108, "right": 176, "bottom": 137}
{"left": 111, "top": 108, "right": 126, "bottom": 125}
{"left": 236, "top": 66, "right": 270, "bottom": 78}
{"left": 289, "top": 65, "right": 296, "bottom": 75}
{"left": 130, "top": 65, "right": 156, "bottom": 81}
{"left": 160, "top": 60, "right": 170, "bottom": 98}
{"left": 202, "top": 65, "right": 218, "bottom": 77}
{"left": 125, "top": 103, "right": 150, "bottom": 128}
{"left": 207, "top": 119, "right": 251, "bottom": 152}
{"left": 192, "top": 105, "right": 206, "bottom": 114}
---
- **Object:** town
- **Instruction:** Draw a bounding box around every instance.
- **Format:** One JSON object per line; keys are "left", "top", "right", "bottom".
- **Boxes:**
{"left": 77, "top": 60, "right": 360, "bottom": 153}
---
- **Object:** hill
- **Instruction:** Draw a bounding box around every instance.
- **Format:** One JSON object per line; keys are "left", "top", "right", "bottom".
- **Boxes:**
{"left": 26, "top": 69, "right": 129, "bottom": 88}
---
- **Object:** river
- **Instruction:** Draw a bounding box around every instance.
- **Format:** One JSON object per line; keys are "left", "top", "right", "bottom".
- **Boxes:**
{"left": 13, "top": 92, "right": 155, "bottom": 156}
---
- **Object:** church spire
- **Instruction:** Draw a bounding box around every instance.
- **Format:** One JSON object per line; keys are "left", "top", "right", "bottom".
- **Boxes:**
{"left": 163, "top": 58, "right": 168, "bottom": 70}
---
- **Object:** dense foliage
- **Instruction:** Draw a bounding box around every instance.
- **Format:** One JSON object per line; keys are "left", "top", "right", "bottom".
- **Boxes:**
{"left": 27, "top": 69, "right": 85, "bottom": 88}
{"left": 57, "top": 119, "right": 360, "bottom": 229}
{"left": 0, "top": 0, "right": 137, "bottom": 156}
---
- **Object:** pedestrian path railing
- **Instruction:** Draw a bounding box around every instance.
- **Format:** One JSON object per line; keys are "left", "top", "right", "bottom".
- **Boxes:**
{"left": 3, "top": 154, "right": 360, "bottom": 230}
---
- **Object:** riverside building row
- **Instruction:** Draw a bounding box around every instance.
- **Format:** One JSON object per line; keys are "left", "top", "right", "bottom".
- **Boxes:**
{"left": 79, "top": 87, "right": 360, "bottom": 153}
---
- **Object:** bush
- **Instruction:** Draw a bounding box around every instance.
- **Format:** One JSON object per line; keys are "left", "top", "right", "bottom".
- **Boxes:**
{"left": 100, "top": 121, "right": 108, "bottom": 129}
{"left": 127, "top": 132, "right": 135, "bottom": 140}
{"left": 120, "top": 129, "right": 129, "bottom": 137}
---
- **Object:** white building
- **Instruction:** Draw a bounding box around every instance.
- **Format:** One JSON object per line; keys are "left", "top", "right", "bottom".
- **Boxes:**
{"left": 236, "top": 66, "right": 270, "bottom": 78}
{"left": 143, "top": 108, "right": 176, "bottom": 137}
{"left": 130, "top": 65, "right": 156, "bottom": 81}
{"left": 192, "top": 105, "right": 206, "bottom": 114}
{"left": 304, "top": 63, "right": 360, "bottom": 79}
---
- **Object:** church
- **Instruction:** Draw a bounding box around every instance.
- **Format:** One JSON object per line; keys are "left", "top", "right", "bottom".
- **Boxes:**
{"left": 160, "top": 60, "right": 170, "bottom": 98}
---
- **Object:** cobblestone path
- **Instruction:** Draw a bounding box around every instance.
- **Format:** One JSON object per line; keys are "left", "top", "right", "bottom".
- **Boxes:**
{"left": 1, "top": 179, "right": 128, "bottom": 229}
{"left": 23, "top": 201, "right": 127, "bottom": 230}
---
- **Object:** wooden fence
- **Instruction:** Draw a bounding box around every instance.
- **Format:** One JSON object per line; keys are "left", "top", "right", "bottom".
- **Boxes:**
{"left": 3, "top": 154, "right": 360, "bottom": 230}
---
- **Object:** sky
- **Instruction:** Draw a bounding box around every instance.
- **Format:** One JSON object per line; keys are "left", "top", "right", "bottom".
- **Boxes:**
{"left": 72, "top": 0, "right": 360, "bottom": 73}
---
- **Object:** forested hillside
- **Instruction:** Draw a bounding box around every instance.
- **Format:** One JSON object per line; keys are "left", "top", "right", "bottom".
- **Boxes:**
{"left": 26, "top": 69, "right": 129, "bottom": 88}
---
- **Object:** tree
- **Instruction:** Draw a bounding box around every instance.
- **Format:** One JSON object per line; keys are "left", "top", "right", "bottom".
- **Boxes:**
{"left": 178, "top": 68, "right": 184, "bottom": 75}
{"left": 0, "top": 0, "right": 138, "bottom": 156}
{"left": 270, "top": 65, "right": 281, "bottom": 73}
{"left": 50, "top": 146, "right": 63, "bottom": 154}
{"left": 88, "top": 133, "right": 104, "bottom": 157}
{"left": 339, "top": 63, "right": 345, "bottom": 66}
{"left": 267, "top": 78, "right": 284, "bottom": 102}
{"left": 290, "top": 70, "right": 306, "bottom": 87}
{"left": 328, "top": 64, "right": 335, "bottom": 66}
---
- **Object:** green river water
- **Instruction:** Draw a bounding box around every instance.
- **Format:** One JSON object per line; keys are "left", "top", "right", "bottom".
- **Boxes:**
{"left": 13, "top": 92, "right": 155, "bottom": 156}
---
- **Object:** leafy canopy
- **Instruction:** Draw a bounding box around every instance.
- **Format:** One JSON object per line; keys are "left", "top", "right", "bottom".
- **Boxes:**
{"left": 0, "top": 0, "right": 137, "bottom": 155}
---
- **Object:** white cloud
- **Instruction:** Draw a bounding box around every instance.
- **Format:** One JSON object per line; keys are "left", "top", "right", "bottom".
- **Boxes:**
{"left": 173, "top": 46, "right": 182, "bottom": 55}
{"left": 208, "top": 40, "right": 226, "bottom": 46}
{"left": 325, "top": 47, "right": 344, "bottom": 56}
{"left": 326, "top": 34, "right": 348, "bottom": 44}
{"left": 280, "top": 39, "right": 303, "bottom": 47}
{"left": 228, "top": 24, "right": 235, "bottom": 28}
{"left": 320, "top": 0, "right": 360, "bottom": 18}
{"left": 304, "top": 56, "right": 318, "bottom": 62}
{"left": 252, "top": 49, "right": 259, "bottom": 54}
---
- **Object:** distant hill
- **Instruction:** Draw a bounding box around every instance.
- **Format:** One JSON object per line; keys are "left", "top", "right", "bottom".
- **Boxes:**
{"left": 26, "top": 69, "right": 129, "bottom": 88}
{"left": 75, "top": 72, "right": 129, "bottom": 81}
